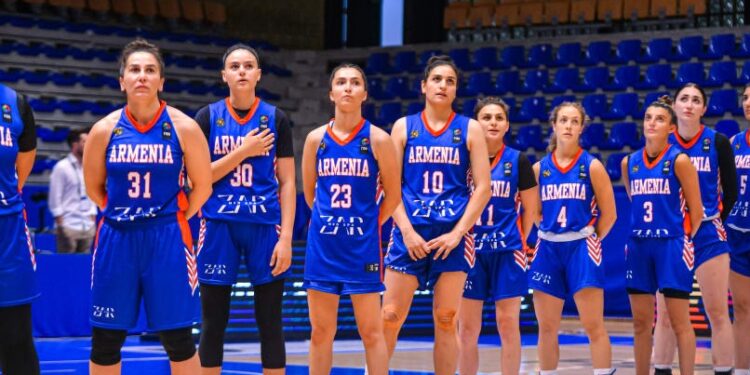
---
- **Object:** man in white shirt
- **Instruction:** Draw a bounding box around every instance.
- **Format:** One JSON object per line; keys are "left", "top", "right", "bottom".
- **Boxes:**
{"left": 48, "top": 129, "right": 97, "bottom": 253}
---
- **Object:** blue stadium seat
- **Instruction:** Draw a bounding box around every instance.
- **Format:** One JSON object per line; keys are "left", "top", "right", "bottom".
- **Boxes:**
{"left": 602, "top": 93, "right": 639, "bottom": 120}
{"left": 612, "top": 39, "right": 642, "bottom": 64}
{"left": 499, "top": 45, "right": 525, "bottom": 68}
{"left": 732, "top": 34, "right": 750, "bottom": 59}
{"left": 634, "top": 64, "right": 672, "bottom": 90}
{"left": 364, "top": 52, "right": 392, "bottom": 75}
{"left": 580, "top": 122, "right": 606, "bottom": 150}
{"left": 514, "top": 97, "right": 547, "bottom": 123}
{"left": 0, "top": 40, "right": 14, "bottom": 55}
{"left": 525, "top": 44, "right": 553, "bottom": 68}
{"left": 552, "top": 42, "right": 582, "bottom": 67}
{"left": 671, "top": 35, "right": 703, "bottom": 62}
{"left": 548, "top": 68, "right": 580, "bottom": 93}
{"left": 93, "top": 49, "right": 118, "bottom": 63}
{"left": 582, "top": 94, "right": 608, "bottom": 119}
{"left": 69, "top": 46, "right": 95, "bottom": 61}
{"left": 200, "top": 57, "right": 222, "bottom": 71}
{"left": 459, "top": 71, "right": 493, "bottom": 97}
{"left": 175, "top": 55, "right": 200, "bottom": 69}
{"left": 59, "top": 100, "right": 86, "bottom": 115}
{"left": 362, "top": 103, "right": 376, "bottom": 120}
{"left": 575, "top": 66, "right": 609, "bottom": 92}
{"left": 22, "top": 70, "right": 49, "bottom": 85}
{"left": 186, "top": 81, "right": 212, "bottom": 96}
{"left": 669, "top": 62, "right": 705, "bottom": 88}
{"left": 164, "top": 79, "right": 185, "bottom": 93}
{"left": 0, "top": 68, "right": 22, "bottom": 83}
{"left": 405, "top": 102, "right": 423, "bottom": 116}
{"left": 386, "top": 76, "right": 418, "bottom": 99}
{"left": 639, "top": 38, "right": 673, "bottom": 63}
{"left": 520, "top": 70, "right": 549, "bottom": 94}
{"left": 40, "top": 44, "right": 68, "bottom": 59}
{"left": 28, "top": 98, "right": 57, "bottom": 113}
{"left": 257, "top": 88, "right": 281, "bottom": 101}
{"left": 50, "top": 72, "right": 78, "bottom": 87}
{"left": 495, "top": 71, "right": 520, "bottom": 95}
{"left": 601, "top": 122, "right": 639, "bottom": 150}
{"left": 638, "top": 91, "right": 670, "bottom": 117}
{"left": 580, "top": 41, "right": 613, "bottom": 65}
{"left": 605, "top": 153, "right": 628, "bottom": 181}
{"left": 705, "top": 61, "right": 737, "bottom": 87}
{"left": 393, "top": 51, "right": 417, "bottom": 73}
{"left": 737, "top": 61, "right": 750, "bottom": 85}
{"left": 376, "top": 102, "right": 402, "bottom": 125}
{"left": 15, "top": 42, "right": 41, "bottom": 57}
{"left": 9, "top": 17, "right": 34, "bottom": 28}
{"left": 367, "top": 78, "right": 394, "bottom": 101}
{"left": 89, "top": 101, "right": 117, "bottom": 116}
{"left": 704, "top": 34, "right": 735, "bottom": 60}
{"left": 715, "top": 119, "right": 741, "bottom": 138}
{"left": 473, "top": 47, "right": 501, "bottom": 70}
{"left": 515, "top": 124, "right": 547, "bottom": 152}
{"left": 606, "top": 65, "right": 639, "bottom": 91}
{"left": 551, "top": 95, "right": 577, "bottom": 109}
{"left": 462, "top": 98, "right": 478, "bottom": 118}
{"left": 705, "top": 89, "right": 739, "bottom": 117}
{"left": 211, "top": 85, "right": 226, "bottom": 97}
{"left": 415, "top": 49, "right": 442, "bottom": 73}
{"left": 449, "top": 48, "right": 479, "bottom": 71}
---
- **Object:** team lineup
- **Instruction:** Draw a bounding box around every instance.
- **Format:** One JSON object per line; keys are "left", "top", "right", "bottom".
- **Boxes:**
{"left": 2, "top": 38, "right": 750, "bottom": 375}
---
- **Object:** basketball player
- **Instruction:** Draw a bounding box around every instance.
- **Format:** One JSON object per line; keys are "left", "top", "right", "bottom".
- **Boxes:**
{"left": 82, "top": 39, "right": 212, "bottom": 375}
{"left": 653, "top": 83, "right": 736, "bottom": 375}
{"left": 382, "top": 55, "right": 491, "bottom": 375}
{"left": 301, "top": 63, "right": 401, "bottom": 375}
{"left": 727, "top": 85, "right": 750, "bottom": 375}
{"left": 621, "top": 96, "right": 703, "bottom": 375}
{"left": 0, "top": 83, "right": 39, "bottom": 375}
{"left": 194, "top": 44, "right": 295, "bottom": 375}
{"left": 530, "top": 102, "right": 616, "bottom": 375}
{"left": 458, "top": 97, "right": 539, "bottom": 375}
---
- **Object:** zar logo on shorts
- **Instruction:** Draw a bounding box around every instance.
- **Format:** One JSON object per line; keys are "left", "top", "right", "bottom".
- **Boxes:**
{"left": 1, "top": 104, "right": 11, "bottom": 123}
{"left": 204, "top": 264, "right": 227, "bottom": 275}
{"left": 365, "top": 263, "right": 379, "bottom": 272}
{"left": 92, "top": 305, "right": 115, "bottom": 319}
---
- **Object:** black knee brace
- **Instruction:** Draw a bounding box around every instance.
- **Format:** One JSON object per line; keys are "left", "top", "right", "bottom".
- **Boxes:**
{"left": 254, "top": 279, "right": 286, "bottom": 369}
{"left": 159, "top": 327, "right": 196, "bottom": 362}
{"left": 0, "top": 304, "right": 40, "bottom": 375}
{"left": 90, "top": 328, "right": 127, "bottom": 366}
{"left": 199, "top": 284, "right": 232, "bottom": 367}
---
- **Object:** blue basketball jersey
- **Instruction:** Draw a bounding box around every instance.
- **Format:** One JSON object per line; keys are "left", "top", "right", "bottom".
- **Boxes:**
{"left": 0, "top": 84, "right": 26, "bottom": 216}
{"left": 628, "top": 145, "right": 688, "bottom": 238}
{"left": 729, "top": 130, "right": 750, "bottom": 230}
{"left": 103, "top": 102, "right": 187, "bottom": 223}
{"left": 402, "top": 112, "right": 471, "bottom": 225}
{"left": 202, "top": 98, "right": 280, "bottom": 224}
{"left": 669, "top": 126, "right": 722, "bottom": 219}
{"left": 475, "top": 145, "right": 523, "bottom": 252}
{"left": 538, "top": 149, "right": 598, "bottom": 234}
{"left": 305, "top": 120, "right": 383, "bottom": 283}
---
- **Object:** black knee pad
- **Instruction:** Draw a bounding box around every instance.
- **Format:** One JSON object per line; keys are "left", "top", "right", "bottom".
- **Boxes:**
{"left": 159, "top": 327, "right": 196, "bottom": 362}
{"left": 660, "top": 288, "right": 690, "bottom": 299}
{"left": 90, "top": 328, "right": 127, "bottom": 366}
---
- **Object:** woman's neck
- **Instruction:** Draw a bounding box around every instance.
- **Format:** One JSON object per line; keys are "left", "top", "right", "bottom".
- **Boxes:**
{"left": 228, "top": 91, "right": 256, "bottom": 110}
{"left": 423, "top": 104, "right": 453, "bottom": 125}
{"left": 644, "top": 138, "right": 668, "bottom": 157}
{"left": 554, "top": 141, "right": 580, "bottom": 160}
{"left": 676, "top": 120, "right": 701, "bottom": 140}
{"left": 333, "top": 108, "right": 362, "bottom": 131}
{"left": 487, "top": 138, "right": 504, "bottom": 156}
{"left": 127, "top": 98, "right": 162, "bottom": 124}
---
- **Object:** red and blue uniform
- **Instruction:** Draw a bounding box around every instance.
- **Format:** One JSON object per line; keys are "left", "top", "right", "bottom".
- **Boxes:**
{"left": 197, "top": 98, "right": 288, "bottom": 286}
{"left": 304, "top": 120, "right": 384, "bottom": 295}
{"left": 529, "top": 149, "right": 604, "bottom": 299}
{"left": 91, "top": 102, "right": 199, "bottom": 331}
{"left": 625, "top": 145, "right": 695, "bottom": 294}
{"left": 464, "top": 145, "right": 528, "bottom": 302}
{"left": 728, "top": 130, "right": 750, "bottom": 276}
{"left": 385, "top": 112, "right": 475, "bottom": 289}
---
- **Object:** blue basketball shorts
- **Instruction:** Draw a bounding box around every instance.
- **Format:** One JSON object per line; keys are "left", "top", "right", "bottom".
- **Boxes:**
{"left": 527, "top": 234, "right": 605, "bottom": 299}
{"left": 196, "top": 219, "right": 288, "bottom": 286}
{"left": 0, "top": 211, "right": 38, "bottom": 307}
{"left": 692, "top": 218, "right": 730, "bottom": 269}
{"left": 463, "top": 249, "right": 528, "bottom": 301}
{"left": 303, "top": 280, "right": 384, "bottom": 296}
{"left": 90, "top": 216, "right": 200, "bottom": 331}
{"left": 384, "top": 222, "right": 475, "bottom": 290}
{"left": 625, "top": 235, "right": 695, "bottom": 294}
{"left": 728, "top": 227, "right": 750, "bottom": 277}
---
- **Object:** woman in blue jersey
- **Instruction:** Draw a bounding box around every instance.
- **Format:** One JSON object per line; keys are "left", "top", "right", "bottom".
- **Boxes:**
{"left": 530, "top": 102, "right": 617, "bottom": 375}
{"left": 194, "top": 44, "right": 295, "bottom": 375}
{"left": 83, "top": 39, "right": 212, "bottom": 375}
{"left": 621, "top": 96, "right": 703, "bottom": 375}
{"left": 728, "top": 85, "right": 750, "bottom": 375}
{"left": 0, "top": 83, "right": 39, "bottom": 374}
{"left": 652, "top": 83, "right": 737, "bottom": 375}
{"left": 382, "top": 55, "right": 491, "bottom": 375}
{"left": 301, "top": 63, "right": 401, "bottom": 375}
{"left": 458, "top": 97, "right": 539, "bottom": 375}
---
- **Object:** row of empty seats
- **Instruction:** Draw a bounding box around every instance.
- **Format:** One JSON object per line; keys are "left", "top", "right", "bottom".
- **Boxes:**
{"left": 445, "top": 0, "right": 705, "bottom": 29}
{"left": 16, "top": 0, "right": 227, "bottom": 27}
{"left": 365, "top": 33, "right": 744, "bottom": 75}
{"left": 369, "top": 60, "right": 750, "bottom": 101}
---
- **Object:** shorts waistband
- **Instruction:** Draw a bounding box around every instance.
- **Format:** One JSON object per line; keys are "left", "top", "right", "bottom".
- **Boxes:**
{"left": 537, "top": 226, "right": 595, "bottom": 242}
{"left": 728, "top": 223, "right": 750, "bottom": 233}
